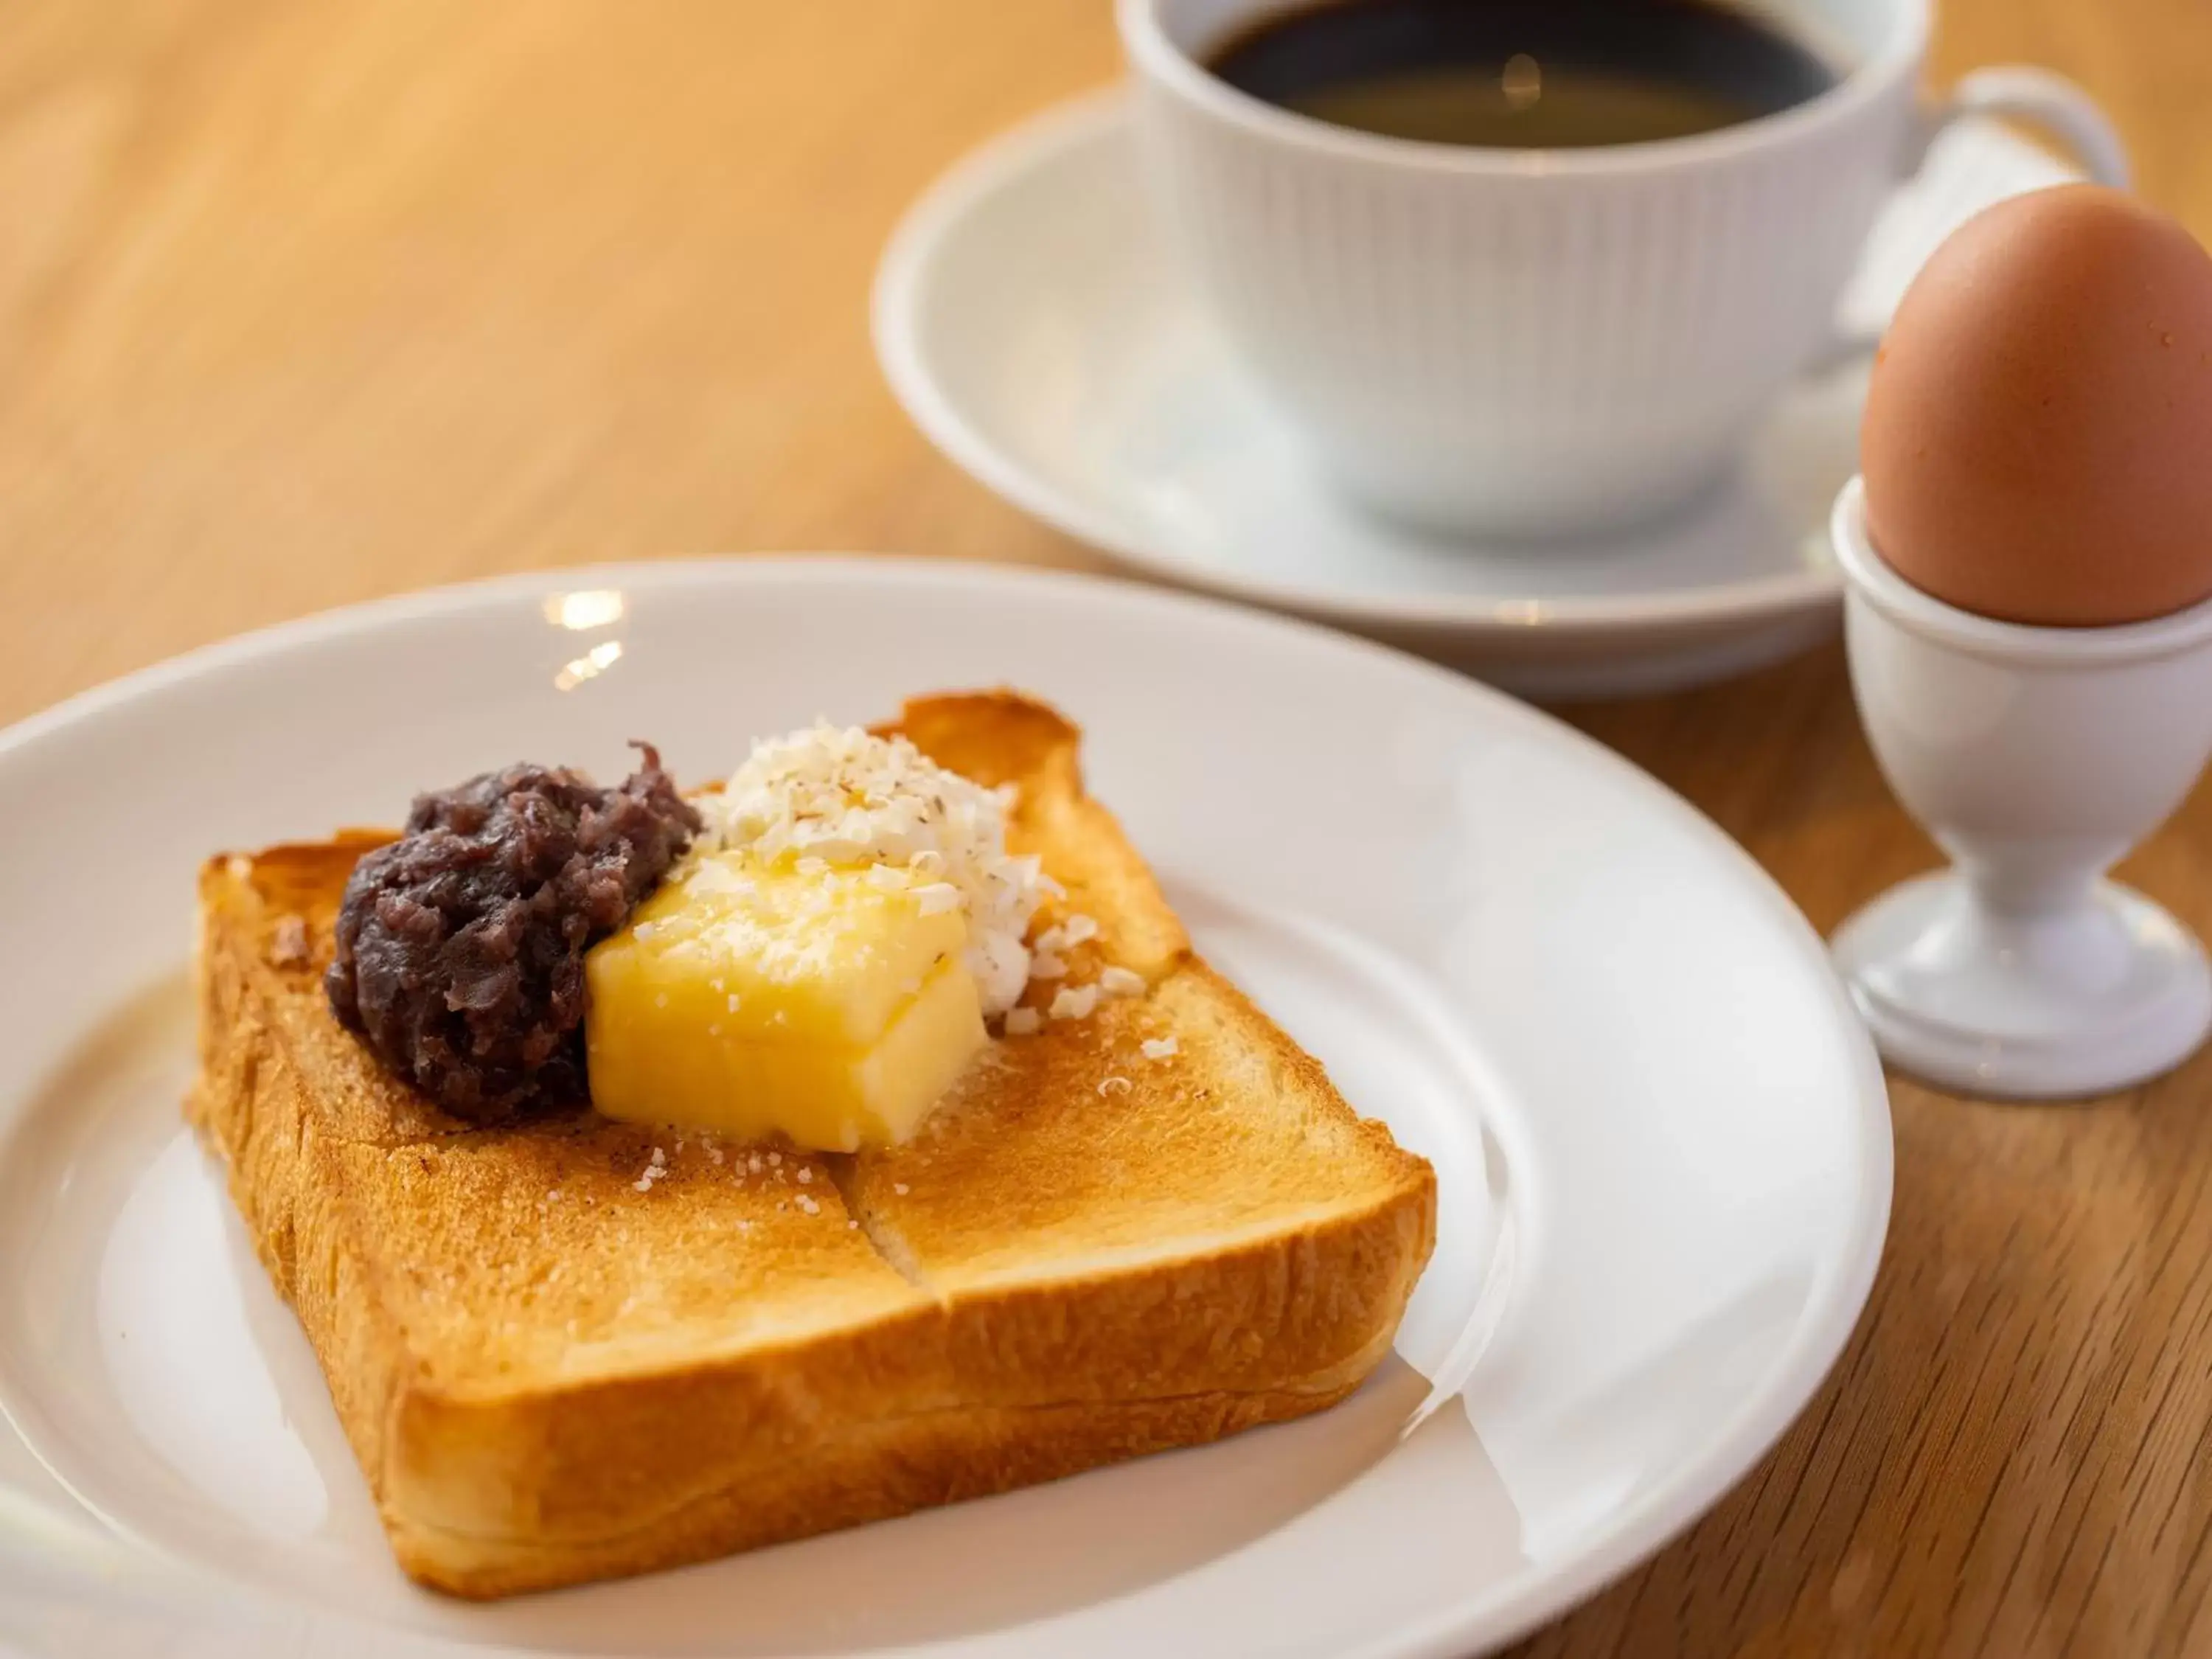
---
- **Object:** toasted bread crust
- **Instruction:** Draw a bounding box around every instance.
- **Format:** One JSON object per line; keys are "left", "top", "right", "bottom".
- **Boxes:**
{"left": 189, "top": 693, "right": 1437, "bottom": 1599}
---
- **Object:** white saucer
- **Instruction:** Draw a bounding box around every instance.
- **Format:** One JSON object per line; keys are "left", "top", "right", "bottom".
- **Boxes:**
{"left": 874, "top": 91, "right": 2078, "bottom": 699}
{"left": 0, "top": 562, "right": 1889, "bottom": 1658}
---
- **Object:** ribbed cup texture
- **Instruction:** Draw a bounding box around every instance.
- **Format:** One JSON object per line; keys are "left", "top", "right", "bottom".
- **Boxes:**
{"left": 1133, "top": 74, "right": 1917, "bottom": 537}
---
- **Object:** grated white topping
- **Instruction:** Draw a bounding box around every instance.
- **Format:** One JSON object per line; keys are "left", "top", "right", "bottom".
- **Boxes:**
{"left": 1048, "top": 984, "right": 1099, "bottom": 1022}
{"left": 1034, "top": 914, "right": 1099, "bottom": 955}
{"left": 1099, "top": 965, "right": 1145, "bottom": 998}
{"left": 1141, "top": 1036, "right": 1179, "bottom": 1060}
{"left": 708, "top": 722, "right": 1051, "bottom": 1017}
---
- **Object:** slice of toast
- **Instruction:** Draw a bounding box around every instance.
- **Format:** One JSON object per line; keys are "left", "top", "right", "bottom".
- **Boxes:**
{"left": 189, "top": 692, "right": 1436, "bottom": 1599}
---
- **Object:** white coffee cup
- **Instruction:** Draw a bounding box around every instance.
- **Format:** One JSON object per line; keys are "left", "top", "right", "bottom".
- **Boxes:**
{"left": 1121, "top": 0, "right": 2128, "bottom": 540}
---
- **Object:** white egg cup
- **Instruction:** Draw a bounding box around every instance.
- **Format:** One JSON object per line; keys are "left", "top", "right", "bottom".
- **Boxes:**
{"left": 1829, "top": 478, "right": 2212, "bottom": 1099}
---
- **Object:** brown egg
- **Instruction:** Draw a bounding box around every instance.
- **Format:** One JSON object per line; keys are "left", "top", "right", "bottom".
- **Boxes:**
{"left": 1862, "top": 184, "right": 2212, "bottom": 627}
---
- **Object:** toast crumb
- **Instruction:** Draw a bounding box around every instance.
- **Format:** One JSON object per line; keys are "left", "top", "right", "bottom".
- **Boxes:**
{"left": 269, "top": 914, "right": 310, "bottom": 967}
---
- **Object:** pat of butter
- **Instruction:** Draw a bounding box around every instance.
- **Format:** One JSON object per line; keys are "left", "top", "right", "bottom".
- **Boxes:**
{"left": 584, "top": 849, "right": 986, "bottom": 1149}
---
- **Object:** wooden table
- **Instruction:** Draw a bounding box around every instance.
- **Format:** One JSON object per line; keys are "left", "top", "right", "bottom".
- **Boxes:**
{"left": 6, "top": 2, "right": 2210, "bottom": 1652}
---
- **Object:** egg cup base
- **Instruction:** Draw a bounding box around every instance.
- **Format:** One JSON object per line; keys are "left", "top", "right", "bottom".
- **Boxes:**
{"left": 1832, "top": 871, "right": 2212, "bottom": 1101}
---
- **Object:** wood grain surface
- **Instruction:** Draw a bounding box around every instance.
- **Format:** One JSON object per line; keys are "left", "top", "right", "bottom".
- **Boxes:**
{"left": 4, "top": 2, "right": 2209, "bottom": 1653}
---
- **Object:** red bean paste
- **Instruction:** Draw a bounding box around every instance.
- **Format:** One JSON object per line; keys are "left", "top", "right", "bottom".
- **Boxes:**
{"left": 326, "top": 746, "right": 701, "bottom": 1121}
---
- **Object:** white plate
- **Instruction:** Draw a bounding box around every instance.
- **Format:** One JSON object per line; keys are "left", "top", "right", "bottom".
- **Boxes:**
{"left": 874, "top": 91, "right": 2078, "bottom": 699}
{"left": 0, "top": 561, "right": 1889, "bottom": 1658}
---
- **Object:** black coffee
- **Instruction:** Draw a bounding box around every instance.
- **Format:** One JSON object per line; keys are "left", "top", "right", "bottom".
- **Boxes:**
{"left": 1206, "top": 0, "right": 1840, "bottom": 150}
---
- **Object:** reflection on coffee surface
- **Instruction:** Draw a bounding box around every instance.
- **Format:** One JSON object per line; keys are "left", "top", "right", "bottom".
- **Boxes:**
{"left": 1208, "top": 0, "right": 1840, "bottom": 149}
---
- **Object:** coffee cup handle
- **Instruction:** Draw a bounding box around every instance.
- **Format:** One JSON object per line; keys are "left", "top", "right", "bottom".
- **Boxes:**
{"left": 1818, "top": 67, "right": 2129, "bottom": 368}
{"left": 1925, "top": 66, "right": 2130, "bottom": 192}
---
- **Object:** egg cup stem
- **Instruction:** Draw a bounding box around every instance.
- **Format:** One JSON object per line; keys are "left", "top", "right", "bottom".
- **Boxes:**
{"left": 1832, "top": 870, "right": 2212, "bottom": 1099}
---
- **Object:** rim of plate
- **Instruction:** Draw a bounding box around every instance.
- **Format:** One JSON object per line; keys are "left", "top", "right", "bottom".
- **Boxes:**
{"left": 871, "top": 90, "right": 1848, "bottom": 641}
{"left": 0, "top": 555, "right": 1891, "bottom": 1658}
